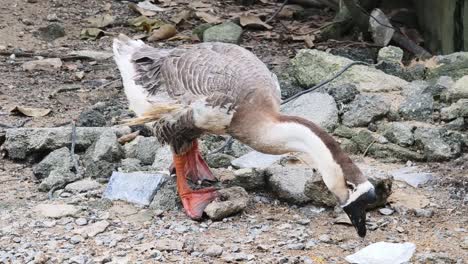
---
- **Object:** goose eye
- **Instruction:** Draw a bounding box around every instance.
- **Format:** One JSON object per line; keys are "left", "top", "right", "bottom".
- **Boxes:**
{"left": 346, "top": 182, "right": 356, "bottom": 191}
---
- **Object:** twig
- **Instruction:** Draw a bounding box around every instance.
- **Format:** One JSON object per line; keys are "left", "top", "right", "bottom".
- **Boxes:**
{"left": 208, "top": 137, "right": 234, "bottom": 155}
{"left": 48, "top": 86, "right": 81, "bottom": 98}
{"left": 97, "top": 80, "right": 119, "bottom": 90}
{"left": 70, "top": 120, "right": 82, "bottom": 178}
{"left": 265, "top": 0, "right": 289, "bottom": 24}
{"left": 361, "top": 138, "right": 377, "bottom": 158}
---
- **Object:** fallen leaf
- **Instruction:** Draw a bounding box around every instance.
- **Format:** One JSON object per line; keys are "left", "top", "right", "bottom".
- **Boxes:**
{"left": 128, "top": 16, "right": 164, "bottom": 33}
{"left": 138, "top": 0, "right": 165, "bottom": 12}
{"left": 147, "top": 24, "right": 177, "bottom": 42}
{"left": 128, "top": 3, "right": 157, "bottom": 17}
{"left": 195, "top": 11, "right": 222, "bottom": 24}
{"left": 170, "top": 9, "right": 192, "bottom": 24}
{"left": 10, "top": 106, "right": 51, "bottom": 117}
{"left": 278, "top": 4, "right": 303, "bottom": 18}
{"left": 292, "top": 34, "right": 315, "bottom": 48}
{"left": 86, "top": 14, "right": 115, "bottom": 28}
{"left": 239, "top": 15, "right": 272, "bottom": 30}
{"left": 80, "top": 28, "right": 105, "bottom": 40}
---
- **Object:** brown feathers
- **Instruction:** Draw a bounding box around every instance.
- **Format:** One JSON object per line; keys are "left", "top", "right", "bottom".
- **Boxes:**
{"left": 121, "top": 104, "right": 184, "bottom": 126}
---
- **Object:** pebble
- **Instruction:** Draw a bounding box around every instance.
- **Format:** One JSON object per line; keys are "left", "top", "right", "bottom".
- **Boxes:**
{"left": 204, "top": 245, "right": 223, "bottom": 257}
{"left": 414, "top": 208, "right": 434, "bottom": 218}
{"left": 297, "top": 219, "right": 310, "bottom": 225}
{"left": 74, "top": 220, "right": 110, "bottom": 238}
{"left": 287, "top": 243, "right": 305, "bottom": 250}
{"left": 75, "top": 218, "right": 88, "bottom": 226}
{"left": 12, "top": 237, "right": 21, "bottom": 243}
{"left": 379, "top": 208, "right": 395, "bottom": 215}
{"left": 70, "top": 235, "right": 84, "bottom": 244}
{"left": 34, "top": 204, "right": 80, "bottom": 219}
{"left": 43, "top": 220, "right": 57, "bottom": 228}
{"left": 318, "top": 234, "right": 332, "bottom": 243}
{"left": 396, "top": 226, "right": 405, "bottom": 233}
{"left": 153, "top": 239, "right": 184, "bottom": 251}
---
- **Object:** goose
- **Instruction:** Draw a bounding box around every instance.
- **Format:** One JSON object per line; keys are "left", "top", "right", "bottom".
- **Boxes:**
{"left": 113, "top": 35, "right": 376, "bottom": 237}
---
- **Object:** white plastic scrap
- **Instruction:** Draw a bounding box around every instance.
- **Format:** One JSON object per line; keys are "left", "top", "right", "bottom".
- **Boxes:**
{"left": 345, "top": 242, "right": 416, "bottom": 264}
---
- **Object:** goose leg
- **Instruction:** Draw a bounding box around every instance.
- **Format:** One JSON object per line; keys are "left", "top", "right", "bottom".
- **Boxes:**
{"left": 169, "top": 140, "right": 217, "bottom": 183}
{"left": 173, "top": 144, "right": 219, "bottom": 220}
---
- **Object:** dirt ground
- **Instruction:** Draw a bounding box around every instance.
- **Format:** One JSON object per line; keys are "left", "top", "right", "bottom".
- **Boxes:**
{"left": 0, "top": 0, "right": 467, "bottom": 263}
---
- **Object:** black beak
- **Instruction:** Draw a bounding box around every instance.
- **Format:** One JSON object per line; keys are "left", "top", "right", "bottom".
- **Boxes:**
{"left": 343, "top": 188, "right": 377, "bottom": 238}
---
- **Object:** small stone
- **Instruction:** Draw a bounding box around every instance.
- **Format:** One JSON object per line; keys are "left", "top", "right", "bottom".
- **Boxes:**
{"left": 74, "top": 220, "right": 110, "bottom": 237}
{"left": 12, "top": 237, "right": 21, "bottom": 243}
{"left": 231, "top": 151, "right": 284, "bottom": 169}
{"left": 297, "top": 219, "right": 310, "bottom": 225}
{"left": 396, "top": 226, "right": 405, "bottom": 233}
{"left": 69, "top": 255, "right": 88, "bottom": 264}
{"left": 379, "top": 208, "right": 394, "bottom": 215}
{"left": 69, "top": 50, "right": 113, "bottom": 61}
{"left": 342, "top": 94, "right": 390, "bottom": 127}
{"left": 324, "top": 83, "right": 359, "bottom": 103}
{"left": 287, "top": 243, "right": 305, "bottom": 250}
{"left": 90, "top": 130, "right": 124, "bottom": 162}
{"left": 204, "top": 187, "right": 249, "bottom": 220}
{"left": 205, "top": 245, "right": 223, "bottom": 257}
{"left": 414, "top": 208, "right": 434, "bottom": 218}
{"left": 75, "top": 218, "right": 88, "bottom": 226}
{"left": 266, "top": 166, "right": 315, "bottom": 204}
{"left": 124, "top": 136, "right": 160, "bottom": 165}
{"left": 334, "top": 214, "right": 352, "bottom": 225}
{"left": 205, "top": 153, "right": 235, "bottom": 168}
{"left": 152, "top": 145, "right": 172, "bottom": 169}
{"left": 77, "top": 109, "right": 107, "bottom": 127}
{"left": 378, "top": 46, "right": 404, "bottom": 63}
{"left": 399, "top": 83, "right": 434, "bottom": 121}
{"left": 33, "top": 147, "right": 73, "bottom": 179}
{"left": 153, "top": 239, "right": 184, "bottom": 251}
{"left": 390, "top": 166, "right": 433, "bottom": 188}
{"left": 381, "top": 122, "right": 415, "bottom": 147}
{"left": 70, "top": 235, "right": 84, "bottom": 244}
{"left": 46, "top": 14, "right": 59, "bottom": 21}
{"left": 346, "top": 242, "right": 416, "bottom": 264}
{"left": 65, "top": 179, "right": 101, "bottom": 193}
{"left": 35, "top": 204, "right": 80, "bottom": 218}
{"left": 23, "top": 58, "right": 63, "bottom": 72}
{"left": 318, "top": 234, "right": 332, "bottom": 243}
{"left": 448, "top": 75, "right": 468, "bottom": 100}
{"left": 203, "top": 22, "right": 243, "bottom": 44}
{"left": 414, "top": 127, "right": 461, "bottom": 161}
{"left": 36, "top": 23, "right": 66, "bottom": 41}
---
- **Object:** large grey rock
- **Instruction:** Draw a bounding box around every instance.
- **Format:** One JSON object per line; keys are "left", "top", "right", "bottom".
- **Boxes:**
{"left": 369, "top": 9, "right": 395, "bottom": 46}
{"left": 103, "top": 171, "right": 167, "bottom": 206}
{"left": 65, "top": 179, "right": 102, "bottom": 193}
{"left": 281, "top": 92, "right": 338, "bottom": 131}
{"left": 427, "top": 52, "right": 468, "bottom": 80}
{"left": 447, "top": 75, "right": 468, "bottom": 100}
{"left": 33, "top": 147, "right": 73, "bottom": 179}
{"left": 76, "top": 109, "right": 107, "bottom": 127}
{"left": 206, "top": 153, "right": 235, "bottom": 168}
{"left": 83, "top": 160, "right": 117, "bottom": 180}
{"left": 323, "top": 83, "right": 359, "bottom": 104}
{"left": 381, "top": 122, "right": 415, "bottom": 147}
{"left": 124, "top": 136, "right": 160, "bottom": 165}
{"left": 398, "top": 93, "right": 433, "bottom": 121}
{"left": 231, "top": 151, "right": 284, "bottom": 169}
{"left": 342, "top": 95, "right": 390, "bottom": 127}
{"left": 203, "top": 22, "right": 242, "bottom": 44}
{"left": 38, "top": 168, "right": 77, "bottom": 192}
{"left": 440, "top": 100, "right": 468, "bottom": 121}
{"left": 266, "top": 166, "right": 314, "bottom": 204}
{"left": 414, "top": 127, "right": 462, "bottom": 161}
{"left": 152, "top": 145, "right": 172, "bottom": 169}
{"left": 149, "top": 176, "right": 179, "bottom": 211}
{"left": 91, "top": 130, "right": 124, "bottom": 162}
{"left": 290, "top": 49, "right": 407, "bottom": 92}
{"left": 216, "top": 168, "right": 266, "bottom": 191}
{"left": 204, "top": 187, "right": 249, "bottom": 220}
{"left": 2, "top": 127, "right": 131, "bottom": 160}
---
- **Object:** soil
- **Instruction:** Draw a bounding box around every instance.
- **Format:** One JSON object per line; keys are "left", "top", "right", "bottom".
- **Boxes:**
{"left": 0, "top": 1, "right": 467, "bottom": 263}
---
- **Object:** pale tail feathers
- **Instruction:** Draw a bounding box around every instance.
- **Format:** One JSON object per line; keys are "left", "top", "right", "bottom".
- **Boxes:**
{"left": 121, "top": 103, "right": 185, "bottom": 126}
{"left": 113, "top": 34, "right": 153, "bottom": 116}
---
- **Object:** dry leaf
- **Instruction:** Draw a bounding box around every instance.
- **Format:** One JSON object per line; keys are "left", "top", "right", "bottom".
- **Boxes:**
{"left": 138, "top": 0, "right": 165, "bottom": 12}
{"left": 147, "top": 24, "right": 177, "bottom": 41}
{"left": 128, "top": 3, "right": 157, "bottom": 17}
{"left": 128, "top": 16, "right": 164, "bottom": 33}
{"left": 86, "top": 14, "right": 115, "bottom": 28}
{"left": 167, "top": 34, "right": 192, "bottom": 41}
{"left": 239, "top": 15, "right": 272, "bottom": 30}
{"left": 10, "top": 106, "right": 51, "bottom": 117}
{"left": 170, "top": 9, "right": 192, "bottom": 24}
{"left": 80, "top": 28, "right": 105, "bottom": 40}
{"left": 195, "top": 11, "right": 222, "bottom": 24}
{"left": 292, "top": 34, "right": 315, "bottom": 48}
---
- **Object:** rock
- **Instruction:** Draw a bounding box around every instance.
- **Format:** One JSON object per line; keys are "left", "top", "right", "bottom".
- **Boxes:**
{"left": 91, "top": 130, "right": 124, "bottom": 162}
{"left": 153, "top": 239, "right": 184, "bottom": 251}
{"left": 266, "top": 166, "right": 315, "bottom": 204}
{"left": 35, "top": 204, "right": 80, "bottom": 218}
{"left": 367, "top": 142, "right": 425, "bottom": 162}
{"left": 281, "top": 92, "right": 338, "bottom": 131}
{"left": 149, "top": 176, "right": 179, "bottom": 211}
{"left": 445, "top": 117, "right": 466, "bottom": 131}
{"left": 70, "top": 235, "right": 84, "bottom": 244}
{"left": 399, "top": 92, "right": 433, "bottom": 121}
{"left": 226, "top": 140, "right": 252, "bottom": 158}
{"left": 318, "top": 234, "right": 332, "bottom": 243}
{"left": 69, "top": 50, "right": 113, "bottom": 61}
{"left": 69, "top": 255, "right": 89, "bottom": 264}
{"left": 441, "top": 99, "right": 468, "bottom": 121}
{"left": 277, "top": 72, "right": 304, "bottom": 99}
{"left": 65, "top": 179, "right": 101, "bottom": 193}
{"left": 205, "top": 153, "right": 235, "bottom": 168}
{"left": 377, "top": 46, "right": 404, "bottom": 64}
{"left": 345, "top": 242, "right": 416, "bottom": 264}
{"left": 38, "top": 168, "right": 77, "bottom": 192}
{"left": 231, "top": 151, "right": 284, "bottom": 169}
{"left": 414, "top": 127, "right": 461, "bottom": 161}
{"left": 33, "top": 147, "right": 73, "bottom": 179}
{"left": 119, "top": 158, "right": 143, "bottom": 172}
{"left": 414, "top": 208, "right": 434, "bottom": 218}
{"left": 222, "top": 253, "right": 254, "bottom": 262}
{"left": 75, "top": 218, "right": 88, "bottom": 226}
{"left": 152, "top": 145, "right": 172, "bottom": 169}
{"left": 103, "top": 171, "right": 167, "bottom": 206}
{"left": 203, "top": 22, "right": 242, "bottom": 44}
{"left": 228, "top": 168, "right": 266, "bottom": 191}
{"left": 22, "top": 58, "right": 62, "bottom": 72}
{"left": 389, "top": 189, "right": 430, "bottom": 212}
{"left": 204, "top": 187, "right": 249, "bottom": 220}
{"left": 290, "top": 49, "right": 407, "bottom": 92}
{"left": 323, "top": 83, "right": 359, "bottom": 104}
{"left": 334, "top": 213, "right": 352, "bottom": 225}
{"left": 333, "top": 125, "right": 358, "bottom": 139}
{"left": 427, "top": 52, "right": 468, "bottom": 80}
{"left": 77, "top": 109, "right": 107, "bottom": 127}
{"left": 2, "top": 127, "right": 131, "bottom": 160}
{"left": 447, "top": 75, "right": 468, "bottom": 100}
{"left": 36, "top": 23, "right": 66, "bottom": 41}
{"left": 342, "top": 95, "right": 390, "bottom": 127}
{"left": 369, "top": 9, "right": 395, "bottom": 46}
{"left": 124, "top": 136, "right": 160, "bottom": 165}
{"left": 205, "top": 245, "right": 223, "bottom": 257}
{"left": 287, "top": 243, "right": 305, "bottom": 250}
{"left": 379, "top": 208, "right": 394, "bottom": 215}
{"left": 381, "top": 122, "right": 415, "bottom": 147}
{"left": 74, "top": 220, "right": 109, "bottom": 238}
{"left": 193, "top": 23, "right": 213, "bottom": 40}
{"left": 416, "top": 252, "right": 457, "bottom": 264}
{"left": 390, "top": 167, "right": 433, "bottom": 188}
{"left": 83, "top": 160, "right": 117, "bottom": 180}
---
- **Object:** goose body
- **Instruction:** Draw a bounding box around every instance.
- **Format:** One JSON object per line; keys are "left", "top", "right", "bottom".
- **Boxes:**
{"left": 113, "top": 35, "right": 376, "bottom": 237}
